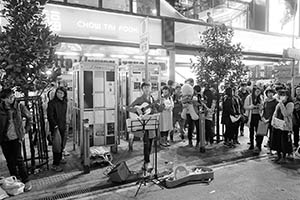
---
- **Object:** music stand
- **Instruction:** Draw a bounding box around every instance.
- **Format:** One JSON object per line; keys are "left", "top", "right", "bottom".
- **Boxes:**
{"left": 126, "top": 114, "right": 164, "bottom": 196}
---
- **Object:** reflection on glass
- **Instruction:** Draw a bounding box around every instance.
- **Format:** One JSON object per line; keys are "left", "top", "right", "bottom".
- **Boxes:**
{"left": 132, "top": 0, "right": 157, "bottom": 16}
{"left": 269, "top": 0, "right": 299, "bottom": 35}
{"left": 102, "top": 0, "right": 130, "bottom": 12}
{"left": 67, "top": 0, "right": 99, "bottom": 7}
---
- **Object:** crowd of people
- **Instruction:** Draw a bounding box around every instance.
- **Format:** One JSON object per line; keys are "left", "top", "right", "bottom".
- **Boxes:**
{"left": 127, "top": 78, "right": 300, "bottom": 170}
{"left": 222, "top": 81, "right": 300, "bottom": 164}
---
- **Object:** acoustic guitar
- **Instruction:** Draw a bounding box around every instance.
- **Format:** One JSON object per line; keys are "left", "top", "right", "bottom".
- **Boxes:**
{"left": 130, "top": 99, "right": 161, "bottom": 118}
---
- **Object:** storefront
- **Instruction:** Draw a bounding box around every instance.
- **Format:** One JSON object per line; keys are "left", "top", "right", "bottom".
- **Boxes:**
{"left": 172, "top": 19, "right": 300, "bottom": 84}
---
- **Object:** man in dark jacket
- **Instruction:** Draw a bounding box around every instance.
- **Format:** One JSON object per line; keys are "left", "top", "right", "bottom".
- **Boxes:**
{"left": 0, "top": 88, "right": 32, "bottom": 192}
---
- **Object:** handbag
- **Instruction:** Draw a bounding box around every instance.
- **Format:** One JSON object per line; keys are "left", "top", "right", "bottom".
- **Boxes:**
{"left": 271, "top": 117, "right": 286, "bottom": 131}
{"left": 1, "top": 176, "right": 25, "bottom": 196}
{"left": 256, "top": 120, "right": 269, "bottom": 136}
{"left": 52, "top": 128, "right": 62, "bottom": 153}
{"left": 230, "top": 115, "right": 241, "bottom": 123}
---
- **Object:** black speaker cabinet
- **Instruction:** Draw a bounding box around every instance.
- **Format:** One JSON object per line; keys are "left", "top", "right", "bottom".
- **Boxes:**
{"left": 108, "top": 161, "right": 130, "bottom": 183}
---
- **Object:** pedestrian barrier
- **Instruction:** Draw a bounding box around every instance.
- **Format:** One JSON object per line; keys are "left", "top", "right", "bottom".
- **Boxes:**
{"left": 18, "top": 96, "right": 49, "bottom": 174}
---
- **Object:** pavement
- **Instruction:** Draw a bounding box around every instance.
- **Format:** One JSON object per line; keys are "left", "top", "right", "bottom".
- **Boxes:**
{"left": 0, "top": 127, "right": 270, "bottom": 200}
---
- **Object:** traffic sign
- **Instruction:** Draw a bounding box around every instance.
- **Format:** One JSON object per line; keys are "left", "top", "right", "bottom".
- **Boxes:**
{"left": 140, "top": 17, "right": 149, "bottom": 54}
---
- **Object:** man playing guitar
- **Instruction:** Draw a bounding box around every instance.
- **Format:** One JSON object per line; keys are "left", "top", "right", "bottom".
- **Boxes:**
{"left": 127, "top": 82, "right": 162, "bottom": 171}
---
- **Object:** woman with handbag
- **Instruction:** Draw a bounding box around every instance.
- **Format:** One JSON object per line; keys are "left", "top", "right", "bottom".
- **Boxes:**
{"left": 47, "top": 87, "right": 68, "bottom": 172}
{"left": 244, "top": 86, "right": 264, "bottom": 150}
{"left": 221, "top": 87, "right": 240, "bottom": 148}
{"left": 270, "top": 89, "right": 294, "bottom": 164}
{"left": 260, "top": 88, "right": 278, "bottom": 151}
{"left": 159, "top": 86, "right": 174, "bottom": 147}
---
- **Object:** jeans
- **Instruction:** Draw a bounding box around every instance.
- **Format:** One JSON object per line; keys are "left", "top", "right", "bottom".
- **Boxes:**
{"left": 249, "top": 114, "right": 260, "bottom": 146}
{"left": 186, "top": 114, "right": 200, "bottom": 143}
{"left": 52, "top": 128, "right": 66, "bottom": 166}
{"left": 143, "top": 130, "right": 153, "bottom": 163}
{"left": 1, "top": 139, "right": 29, "bottom": 183}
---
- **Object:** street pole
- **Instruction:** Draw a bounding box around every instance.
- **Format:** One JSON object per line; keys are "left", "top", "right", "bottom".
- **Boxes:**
{"left": 145, "top": 52, "right": 149, "bottom": 82}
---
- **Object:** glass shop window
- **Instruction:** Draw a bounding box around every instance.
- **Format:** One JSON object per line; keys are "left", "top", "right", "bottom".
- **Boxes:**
{"left": 132, "top": 0, "right": 157, "bottom": 16}
{"left": 102, "top": 0, "right": 130, "bottom": 12}
{"left": 67, "top": 0, "right": 99, "bottom": 8}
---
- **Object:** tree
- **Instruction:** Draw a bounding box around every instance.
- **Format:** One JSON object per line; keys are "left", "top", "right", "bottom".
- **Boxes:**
{"left": 0, "top": 0, "right": 59, "bottom": 94}
{"left": 192, "top": 24, "right": 247, "bottom": 143}
{"left": 192, "top": 24, "right": 247, "bottom": 89}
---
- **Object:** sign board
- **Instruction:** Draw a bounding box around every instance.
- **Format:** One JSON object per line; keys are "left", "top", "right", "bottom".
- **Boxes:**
{"left": 140, "top": 17, "right": 149, "bottom": 54}
{"left": 42, "top": 4, "right": 161, "bottom": 45}
{"left": 284, "top": 48, "right": 300, "bottom": 60}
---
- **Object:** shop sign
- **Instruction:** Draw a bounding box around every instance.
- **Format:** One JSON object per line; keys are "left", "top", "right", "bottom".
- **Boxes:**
{"left": 140, "top": 17, "right": 149, "bottom": 54}
{"left": 44, "top": 4, "right": 161, "bottom": 45}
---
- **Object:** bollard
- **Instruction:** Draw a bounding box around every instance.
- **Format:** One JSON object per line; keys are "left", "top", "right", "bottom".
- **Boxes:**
{"left": 199, "top": 112, "right": 206, "bottom": 153}
{"left": 83, "top": 119, "right": 90, "bottom": 173}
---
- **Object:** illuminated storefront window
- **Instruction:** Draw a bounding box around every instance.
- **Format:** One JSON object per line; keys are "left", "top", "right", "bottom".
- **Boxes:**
{"left": 102, "top": 0, "right": 130, "bottom": 12}
{"left": 132, "top": 0, "right": 157, "bottom": 16}
{"left": 67, "top": 0, "right": 99, "bottom": 8}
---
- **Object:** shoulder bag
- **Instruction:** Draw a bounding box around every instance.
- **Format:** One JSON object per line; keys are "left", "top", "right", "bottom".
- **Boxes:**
{"left": 271, "top": 105, "right": 286, "bottom": 131}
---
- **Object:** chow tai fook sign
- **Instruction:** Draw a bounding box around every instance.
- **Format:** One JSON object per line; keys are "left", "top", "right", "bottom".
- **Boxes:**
{"left": 44, "top": 4, "right": 161, "bottom": 45}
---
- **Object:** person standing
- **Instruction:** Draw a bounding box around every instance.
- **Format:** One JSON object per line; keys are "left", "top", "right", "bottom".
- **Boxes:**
{"left": 232, "top": 87, "right": 242, "bottom": 144}
{"left": 270, "top": 89, "right": 294, "bottom": 164}
{"left": 47, "top": 87, "right": 69, "bottom": 172}
{"left": 127, "top": 82, "right": 162, "bottom": 170}
{"left": 206, "top": 12, "right": 213, "bottom": 24}
{"left": 203, "top": 85, "right": 216, "bottom": 145}
{"left": 238, "top": 83, "right": 250, "bottom": 136}
{"left": 259, "top": 88, "right": 278, "bottom": 152}
{"left": 244, "top": 86, "right": 264, "bottom": 150}
{"left": 172, "top": 85, "right": 185, "bottom": 141}
{"left": 292, "top": 86, "right": 300, "bottom": 149}
{"left": 159, "top": 86, "right": 174, "bottom": 146}
{"left": 221, "top": 87, "right": 241, "bottom": 147}
{"left": 0, "top": 88, "right": 32, "bottom": 191}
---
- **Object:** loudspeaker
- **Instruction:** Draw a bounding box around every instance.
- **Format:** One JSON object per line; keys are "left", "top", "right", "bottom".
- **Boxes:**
{"left": 108, "top": 161, "right": 130, "bottom": 183}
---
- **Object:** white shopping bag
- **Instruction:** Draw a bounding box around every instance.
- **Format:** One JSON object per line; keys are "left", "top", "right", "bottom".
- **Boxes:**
{"left": 1, "top": 176, "right": 25, "bottom": 196}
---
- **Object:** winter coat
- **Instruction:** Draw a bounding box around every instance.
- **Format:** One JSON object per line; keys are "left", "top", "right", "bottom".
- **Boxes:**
{"left": 0, "top": 100, "right": 32, "bottom": 144}
{"left": 47, "top": 97, "right": 68, "bottom": 134}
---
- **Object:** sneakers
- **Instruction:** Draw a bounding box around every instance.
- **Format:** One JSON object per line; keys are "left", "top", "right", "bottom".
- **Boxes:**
{"left": 51, "top": 165, "right": 63, "bottom": 172}
{"left": 24, "top": 181, "right": 32, "bottom": 192}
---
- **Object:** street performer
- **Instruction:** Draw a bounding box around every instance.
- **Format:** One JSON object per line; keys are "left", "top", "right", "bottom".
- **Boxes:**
{"left": 127, "top": 82, "right": 163, "bottom": 171}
